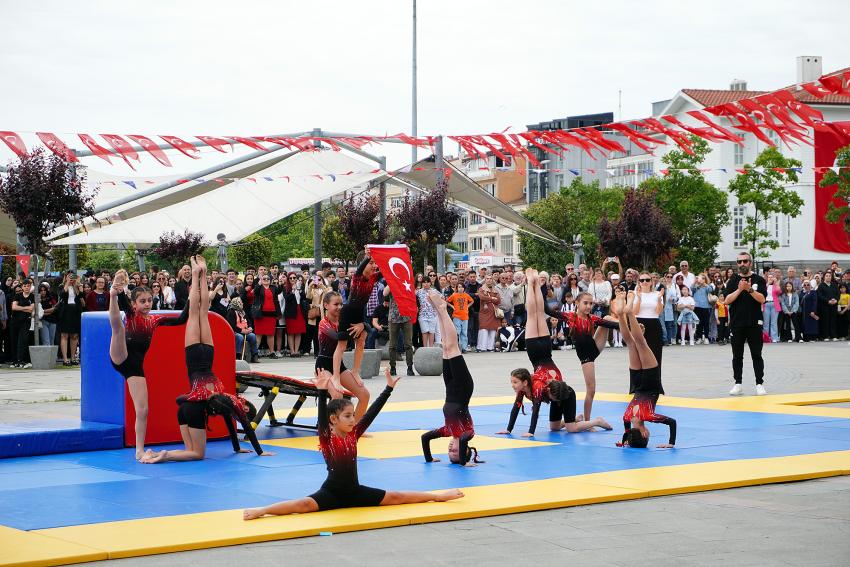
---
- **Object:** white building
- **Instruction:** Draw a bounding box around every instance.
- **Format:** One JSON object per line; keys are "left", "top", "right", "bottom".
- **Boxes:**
{"left": 607, "top": 56, "right": 850, "bottom": 268}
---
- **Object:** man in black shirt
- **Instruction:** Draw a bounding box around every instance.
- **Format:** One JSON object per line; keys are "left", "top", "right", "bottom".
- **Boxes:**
{"left": 723, "top": 252, "right": 767, "bottom": 396}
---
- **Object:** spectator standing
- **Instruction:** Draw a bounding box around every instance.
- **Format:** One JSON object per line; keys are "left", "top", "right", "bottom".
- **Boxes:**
{"left": 511, "top": 271, "right": 527, "bottom": 329}
{"left": 415, "top": 279, "right": 438, "bottom": 347}
{"left": 447, "top": 284, "right": 474, "bottom": 353}
{"left": 674, "top": 260, "right": 696, "bottom": 290}
{"left": 715, "top": 293, "right": 729, "bottom": 344}
{"left": 284, "top": 272, "right": 307, "bottom": 357}
{"left": 817, "top": 271, "right": 839, "bottom": 340}
{"left": 173, "top": 264, "right": 190, "bottom": 310}
{"left": 495, "top": 272, "right": 515, "bottom": 326}
{"left": 476, "top": 275, "right": 501, "bottom": 352}
{"left": 587, "top": 269, "right": 612, "bottom": 318}
{"left": 38, "top": 283, "right": 58, "bottom": 347}
{"left": 384, "top": 285, "right": 414, "bottom": 376}
{"left": 691, "top": 274, "right": 714, "bottom": 344}
{"left": 58, "top": 272, "right": 85, "bottom": 366}
{"left": 676, "top": 286, "right": 698, "bottom": 346}
{"left": 85, "top": 277, "right": 110, "bottom": 312}
{"left": 306, "top": 274, "right": 329, "bottom": 356}
{"left": 10, "top": 279, "right": 34, "bottom": 368}
{"left": 464, "top": 271, "right": 480, "bottom": 349}
{"left": 635, "top": 272, "right": 664, "bottom": 367}
{"left": 762, "top": 273, "right": 781, "bottom": 343}
{"left": 801, "top": 280, "right": 820, "bottom": 341}
{"left": 254, "top": 274, "right": 282, "bottom": 358}
{"left": 837, "top": 283, "right": 849, "bottom": 339}
{"left": 779, "top": 281, "right": 801, "bottom": 342}
{"left": 662, "top": 274, "right": 678, "bottom": 345}
{"left": 724, "top": 252, "right": 768, "bottom": 396}
{"left": 364, "top": 278, "right": 385, "bottom": 349}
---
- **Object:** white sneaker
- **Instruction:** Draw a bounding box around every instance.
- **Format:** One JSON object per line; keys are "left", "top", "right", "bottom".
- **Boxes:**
{"left": 680, "top": 340, "right": 686, "bottom": 345}
{"left": 23, "top": 363, "right": 32, "bottom": 369}
{"left": 690, "top": 341, "right": 695, "bottom": 346}
{"left": 729, "top": 384, "right": 744, "bottom": 396}
{"left": 755, "top": 384, "right": 767, "bottom": 396}
{"left": 798, "top": 339, "right": 804, "bottom": 343}
{"left": 702, "top": 338, "right": 709, "bottom": 345}
{"left": 787, "top": 340, "right": 793, "bottom": 343}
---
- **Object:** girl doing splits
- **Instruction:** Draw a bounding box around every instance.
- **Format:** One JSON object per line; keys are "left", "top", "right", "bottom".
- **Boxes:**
{"left": 243, "top": 368, "right": 464, "bottom": 519}
{"left": 614, "top": 290, "right": 676, "bottom": 449}
{"left": 141, "top": 256, "right": 271, "bottom": 463}
{"left": 497, "top": 269, "right": 611, "bottom": 437}
{"left": 421, "top": 291, "right": 482, "bottom": 467}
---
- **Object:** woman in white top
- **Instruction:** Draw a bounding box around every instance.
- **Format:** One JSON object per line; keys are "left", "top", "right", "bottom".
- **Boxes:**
{"left": 155, "top": 272, "right": 176, "bottom": 309}
{"left": 588, "top": 269, "right": 612, "bottom": 317}
{"left": 633, "top": 272, "right": 665, "bottom": 378}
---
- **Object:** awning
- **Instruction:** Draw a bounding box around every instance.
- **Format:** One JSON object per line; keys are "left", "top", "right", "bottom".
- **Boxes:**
{"left": 396, "top": 158, "right": 562, "bottom": 244}
{"left": 50, "top": 150, "right": 383, "bottom": 245}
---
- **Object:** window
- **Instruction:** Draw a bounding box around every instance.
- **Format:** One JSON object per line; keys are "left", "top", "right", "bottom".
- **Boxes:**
{"left": 470, "top": 212, "right": 483, "bottom": 225}
{"left": 484, "top": 236, "right": 496, "bottom": 251}
{"left": 783, "top": 214, "right": 791, "bottom": 247}
{"left": 390, "top": 197, "right": 403, "bottom": 208}
{"left": 494, "top": 156, "right": 512, "bottom": 168}
{"left": 454, "top": 241, "right": 468, "bottom": 253}
{"left": 733, "top": 206, "right": 746, "bottom": 247}
{"left": 500, "top": 235, "right": 514, "bottom": 255}
{"left": 484, "top": 183, "right": 495, "bottom": 196}
{"left": 470, "top": 237, "right": 482, "bottom": 251}
{"left": 734, "top": 140, "right": 744, "bottom": 166}
{"left": 456, "top": 214, "right": 468, "bottom": 230}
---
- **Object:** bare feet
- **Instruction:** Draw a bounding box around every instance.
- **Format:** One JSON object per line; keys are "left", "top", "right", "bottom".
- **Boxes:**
{"left": 576, "top": 414, "right": 584, "bottom": 421}
{"left": 624, "top": 291, "right": 635, "bottom": 314}
{"left": 525, "top": 268, "right": 538, "bottom": 286}
{"left": 243, "top": 508, "right": 266, "bottom": 521}
{"left": 612, "top": 290, "right": 626, "bottom": 316}
{"left": 140, "top": 450, "right": 167, "bottom": 464}
{"left": 596, "top": 417, "right": 613, "bottom": 430}
{"left": 434, "top": 489, "right": 465, "bottom": 502}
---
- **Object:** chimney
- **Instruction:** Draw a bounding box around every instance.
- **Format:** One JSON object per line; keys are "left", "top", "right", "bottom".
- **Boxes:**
{"left": 730, "top": 79, "right": 747, "bottom": 91}
{"left": 797, "top": 55, "right": 822, "bottom": 84}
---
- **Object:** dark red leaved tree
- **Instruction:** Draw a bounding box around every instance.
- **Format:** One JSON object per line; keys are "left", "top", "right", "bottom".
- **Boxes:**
{"left": 394, "top": 179, "right": 460, "bottom": 269}
{"left": 338, "top": 194, "right": 388, "bottom": 252}
{"left": 152, "top": 229, "right": 209, "bottom": 270}
{"left": 597, "top": 187, "right": 674, "bottom": 271}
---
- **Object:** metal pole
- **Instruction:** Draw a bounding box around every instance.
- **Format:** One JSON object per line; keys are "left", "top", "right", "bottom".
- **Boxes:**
{"left": 312, "top": 128, "right": 323, "bottom": 269}
{"left": 435, "top": 136, "right": 445, "bottom": 274}
{"left": 412, "top": 0, "right": 418, "bottom": 165}
{"left": 378, "top": 156, "right": 387, "bottom": 236}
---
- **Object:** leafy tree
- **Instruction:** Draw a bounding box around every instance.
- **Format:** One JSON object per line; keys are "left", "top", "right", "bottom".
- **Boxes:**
{"left": 394, "top": 180, "right": 460, "bottom": 271}
{"left": 727, "top": 146, "right": 803, "bottom": 259}
{"left": 151, "top": 229, "right": 209, "bottom": 271}
{"left": 519, "top": 179, "right": 624, "bottom": 272}
{"left": 0, "top": 242, "right": 17, "bottom": 280}
{"left": 48, "top": 245, "right": 90, "bottom": 274}
{"left": 639, "top": 136, "right": 729, "bottom": 272}
{"left": 322, "top": 212, "right": 358, "bottom": 268}
{"left": 339, "top": 194, "right": 388, "bottom": 252}
{"left": 0, "top": 148, "right": 96, "bottom": 345}
{"left": 229, "top": 233, "right": 272, "bottom": 271}
{"left": 597, "top": 187, "right": 674, "bottom": 271}
{"left": 818, "top": 144, "right": 850, "bottom": 240}
{"left": 258, "top": 207, "right": 314, "bottom": 263}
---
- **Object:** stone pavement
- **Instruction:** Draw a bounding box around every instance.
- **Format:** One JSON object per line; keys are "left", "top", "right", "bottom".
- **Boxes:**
{"left": 2, "top": 341, "right": 850, "bottom": 565}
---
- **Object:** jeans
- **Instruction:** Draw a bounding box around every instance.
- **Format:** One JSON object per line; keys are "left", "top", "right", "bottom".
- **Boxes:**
{"left": 664, "top": 320, "right": 677, "bottom": 344}
{"left": 730, "top": 325, "right": 764, "bottom": 385}
{"left": 388, "top": 321, "right": 413, "bottom": 370}
{"left": 235, "top": 332, "right": 258, "bottom": 358}
{"left": 763, "top": 303, "right": 779, "bottom": 342}
{"left": 660, "top": 316, "right": 667, "bottom": 343}
{"left": 40, "top": 320, "right": 57, "bottom": 346}
{"left": 453, "top": 317, "right": 469, "bottom": 351}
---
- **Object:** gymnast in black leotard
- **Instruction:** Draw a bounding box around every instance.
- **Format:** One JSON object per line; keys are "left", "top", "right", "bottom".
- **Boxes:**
{"left": 243, "top": 368, "right": 465, "bottom": 520}
{"left": 421, "top": 291, "right": 482, "bottom": 466}
{"left": 316, "top": 291, "right": 370, "bottom": 419}
{"left": 545, "top": 291, "right": 619, "bottom": 421}
{"left": 497, "top": 269, "right": 612, "bottom": 437}
{"left": 108, "top": 270, "right": 181, "bottom": 460}
{"left": 613, "top": 289, "right": 676, "bottom": 449}
{"left": 141, "top": 255, "right": 271, "bottom": 463}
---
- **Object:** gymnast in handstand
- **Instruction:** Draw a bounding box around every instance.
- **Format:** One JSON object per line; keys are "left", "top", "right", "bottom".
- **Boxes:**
{"left": 141, "top": 256, "right": 272, "bottom": 463}
{"left": 497, "top": 268, "right": 611, "bottom": 437}
{"left": 109, "top": 269, "right": 180, "bottom": 460}
{"left": 243, "top": 367, "right": 464, "bottom": 519}
{"left": 331, "top": 249, "right": 378, "bottom": 419}
{"left": 421, "top": 291, "right": 482, "bottom": 467}
{"left": 614, "top": 289, "right": 676, "bottom": 449}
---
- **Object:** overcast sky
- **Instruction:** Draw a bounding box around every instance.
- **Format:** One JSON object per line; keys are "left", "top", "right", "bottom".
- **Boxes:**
{"left": 2, "top": 0, "right": 849, "bottom": 175}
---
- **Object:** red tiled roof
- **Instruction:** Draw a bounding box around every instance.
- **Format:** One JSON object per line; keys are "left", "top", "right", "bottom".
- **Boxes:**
{"left": 681, "top": 66, "right": 850, "bottom": 107}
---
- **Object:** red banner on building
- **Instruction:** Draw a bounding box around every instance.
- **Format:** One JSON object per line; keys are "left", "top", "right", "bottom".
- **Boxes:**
{"left": 814, "top": 122, "right": 850, "bottom": 253}
{"left": 367, "top": 244, "right": 417, "bottom": 324}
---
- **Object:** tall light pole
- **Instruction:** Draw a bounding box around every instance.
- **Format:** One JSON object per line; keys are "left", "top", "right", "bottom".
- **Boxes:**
{"left": 412, "top": 0, "right": 418, "bottom": 165}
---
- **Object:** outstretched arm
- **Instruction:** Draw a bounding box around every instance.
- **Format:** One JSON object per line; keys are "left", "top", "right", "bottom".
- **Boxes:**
{"left": 421, "top": 427, "right": 447, "bottom": 462}
{"left": 648, "top": 412, "right": 676, "bottom": 446}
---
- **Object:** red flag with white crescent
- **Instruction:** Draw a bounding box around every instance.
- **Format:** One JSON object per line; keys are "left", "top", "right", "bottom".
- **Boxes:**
{"left": 16, "top": 255, "right": 30, "bottom": 277}
{"left": 78, "top": 134, "right": 116, "bottom": 164}
{"left": 100, "top": 134, "right": 140, "bottom": 170}
{"left": 0, "top": 131, "right": 29, "bottom": 158}
{"left": 127, "top": 135, "right": 172, "bottom": 167}
{"left": 160, "top": 135, "right": 201, "bottom": 159}
{"left": 367, "top": 244, "right": 418, "bottom": 324}
{"left": 197, "top": 136, "right": 232, "bottom": 153}
{"left": 36, "top": 133, "right": 78, "bottom": 162}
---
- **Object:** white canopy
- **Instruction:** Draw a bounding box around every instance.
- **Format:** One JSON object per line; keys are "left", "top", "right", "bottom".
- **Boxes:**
{"left": 397, "top": 158, "right": 562, "bottom": 244}
{"left": 51, "top": 149, "right": 382, "bottom": 245}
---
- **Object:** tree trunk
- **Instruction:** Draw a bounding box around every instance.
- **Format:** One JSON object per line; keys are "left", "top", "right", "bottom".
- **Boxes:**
{"left": 31, "top": 254, "right": 40, "bottom": 346}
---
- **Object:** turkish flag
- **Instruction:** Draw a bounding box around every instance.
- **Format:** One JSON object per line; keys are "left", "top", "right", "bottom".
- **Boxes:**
{"left": 0, "top": 131, "right": 28, "bottom": 158}
{"left": 127, "top": 135, "right": 172, "bottom": 167}
{"left": 367, "top": 244, "right": 417, "bottom": 324}
{"left": 36, "top": 133, "right": 78, "bottom": 162}
{"left": 17, "top": 255, "right": 30, "bottom": 277}
{"left": 101, "top": 134, "right": 140, "bottom": 170}
{"left": 160, "top": 135, "right": 201, "bottom": 159}
{"left": 78, "top": 134, "right": 116, "bottom": 164}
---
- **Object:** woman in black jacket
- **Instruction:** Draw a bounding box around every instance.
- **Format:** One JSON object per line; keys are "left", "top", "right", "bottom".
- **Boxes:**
{"left": 252, "top": 274, "right": 282, "bottom": 358}
{"left": 283, "top": 272, "right": 308, "bottom": 357}
{"left": 817, "top": 271, "right": 839, "bottom": 340}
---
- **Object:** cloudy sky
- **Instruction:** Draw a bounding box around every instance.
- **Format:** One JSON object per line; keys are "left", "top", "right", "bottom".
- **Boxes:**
{"left": 2, "top": 0, "right": 849, "bottom": 174}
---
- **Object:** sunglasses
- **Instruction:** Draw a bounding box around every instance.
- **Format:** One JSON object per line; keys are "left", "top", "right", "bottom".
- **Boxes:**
{"left": 737, "top": 259, "right": 751, "bottom": 264}
{"left": 289, "top": 276, "right": 297, "bottom": 280}
{"left": 639, "top": 278, "right": 651, "bottom": 282}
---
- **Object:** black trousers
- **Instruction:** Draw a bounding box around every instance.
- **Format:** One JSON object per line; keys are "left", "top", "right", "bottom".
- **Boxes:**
{"left": 11, "top": 321, "right": 32, "bottom": 364}
{"left": 779, "top": 312, "right": 801, "bottom": 342}
{"left": 819, "top": 307, "right": 837, "bottom": 340}
{"left": 730, "top": 325, "right": 764, "bottom": 385}
{"left": 694, "top": 307, "right": 712, "bottom": 341}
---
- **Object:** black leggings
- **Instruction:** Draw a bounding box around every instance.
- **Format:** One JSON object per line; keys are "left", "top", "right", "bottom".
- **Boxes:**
{"left": 730, "top": 325, "right": 764, "bottom": 385}
{"left": 694, "top": 307, "right": 711, "bottom": 341}
{"left": 11, "top": 321, "right": 31, "bottom": 364}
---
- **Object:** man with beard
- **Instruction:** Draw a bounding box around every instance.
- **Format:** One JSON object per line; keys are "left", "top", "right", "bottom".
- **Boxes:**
{"left": 723, "top": 251, "right": 767, "bottom": 396}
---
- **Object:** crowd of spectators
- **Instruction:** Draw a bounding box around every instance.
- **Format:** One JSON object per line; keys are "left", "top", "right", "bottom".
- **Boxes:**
{"left": 1, "top": 257, "right": 847, "bottom": 370}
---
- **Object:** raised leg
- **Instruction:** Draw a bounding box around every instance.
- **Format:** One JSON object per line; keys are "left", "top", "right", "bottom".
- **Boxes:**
{"left": 429, "top": 292, "right": 460, "bottom": 359}
{"left": 196, "top": 256, "right": 213, "bottom": 346}
{"left": 185, "top": 257, "right": 202, "bottom": 347}
{"left": 625, "top": 296, "right": 657, "bottom": 369}
{"left": 615, "top": 291, "right": 642, "bottom": 370}
{"left": 524, "top": 269, "right": 546, "bottom": 339}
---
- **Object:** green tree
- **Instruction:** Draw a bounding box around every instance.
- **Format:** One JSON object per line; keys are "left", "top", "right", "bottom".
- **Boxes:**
{"left": 639, "top": 137, "right": 730, "bottom": 271}
{"left": 86, "top": 247, "right": 123, "bottom": 273}
{"left": 229, "top": 233, "right": 273, "bottom": 270}
{"left": 519, "top": 179, "right": 624, "bottom": 272}
{"left": 258, "top": 207, "right": 314, "bottom": 263}
{"left": 727, "top": 146, "right": 803, "bottom": 259}
{"left": 322, "top": 212, "right": 358, "bottom": 266}
{"left": 818, "top": 144, "right": 850, "bottom": 240}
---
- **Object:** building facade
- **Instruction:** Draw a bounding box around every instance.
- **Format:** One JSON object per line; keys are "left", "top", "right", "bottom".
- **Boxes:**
{"left": 606, "top": 56, "right": 850, "bottom": 267}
